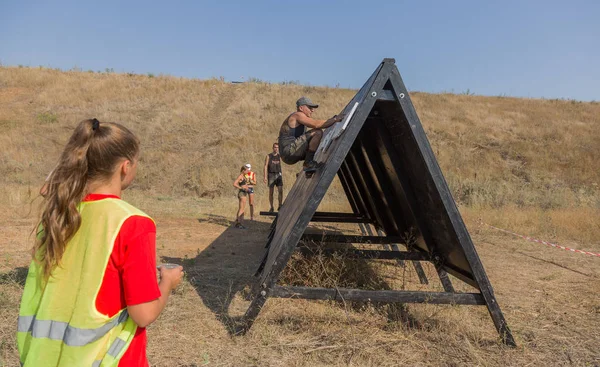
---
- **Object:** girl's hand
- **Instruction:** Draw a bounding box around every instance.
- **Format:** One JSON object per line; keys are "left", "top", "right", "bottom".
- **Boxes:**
{"left": 159, "top": 265, "right": 184, "bottom": 291}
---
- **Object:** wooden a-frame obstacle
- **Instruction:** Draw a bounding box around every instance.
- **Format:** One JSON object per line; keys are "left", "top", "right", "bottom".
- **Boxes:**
{"left": 245, "top": 58, "right": 515, "bottom": 346}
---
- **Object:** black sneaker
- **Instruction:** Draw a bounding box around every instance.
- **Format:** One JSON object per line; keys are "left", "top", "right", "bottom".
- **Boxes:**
{"left": 303, "top": 160, "right": 319, "bottom": 173}
{"left": 269, "top": 207, "right": 274, "bottom": 213}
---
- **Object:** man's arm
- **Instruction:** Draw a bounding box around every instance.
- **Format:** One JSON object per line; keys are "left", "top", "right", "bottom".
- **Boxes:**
{"left": 263, "top": 155, "right": 269, "bottom": 184}
{"left": 295, "top": 113, "right": 344, "bottom": 129}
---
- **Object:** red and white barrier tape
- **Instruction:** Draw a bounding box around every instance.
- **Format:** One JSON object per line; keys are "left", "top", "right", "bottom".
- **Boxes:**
{"left": 482, "top": 222, "right": 600, "bottom": 257}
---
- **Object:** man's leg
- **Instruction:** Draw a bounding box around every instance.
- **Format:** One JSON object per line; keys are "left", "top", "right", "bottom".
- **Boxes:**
{"left": 268, "top": 185, "right": 274, "bottom": 211}
{"left": 277, "top": 185, "right": 283, "bottom": 209}
{"left": 302, "top": 129, "right": 323, "bottom": 171}
{"left": 304, "top": 129, "right": 323, "bottom": 164}
{"left": 280, "top": 130, "right": 321, "bottom": 168}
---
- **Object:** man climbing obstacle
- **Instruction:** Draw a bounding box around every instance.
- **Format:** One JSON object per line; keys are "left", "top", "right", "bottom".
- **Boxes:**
{"left": 278, "top": 96, "right": 344, "bottom": 174}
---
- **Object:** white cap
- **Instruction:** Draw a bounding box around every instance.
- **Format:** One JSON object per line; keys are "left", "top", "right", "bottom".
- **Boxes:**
{"left": 244, "top": 163, "right": 251, "bottom": 169}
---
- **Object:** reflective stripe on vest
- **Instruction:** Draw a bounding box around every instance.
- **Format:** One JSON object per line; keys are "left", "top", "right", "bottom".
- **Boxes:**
{"left": 17, "top": 311, "right": 128, "bottom": 347}
{"left": 92, "top": 336, "right": 128, "bottom": 367}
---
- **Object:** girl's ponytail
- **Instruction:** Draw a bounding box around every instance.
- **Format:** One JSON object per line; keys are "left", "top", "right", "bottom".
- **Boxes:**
{"left": 34, "top": 119, "right": 139, "bottom": 280}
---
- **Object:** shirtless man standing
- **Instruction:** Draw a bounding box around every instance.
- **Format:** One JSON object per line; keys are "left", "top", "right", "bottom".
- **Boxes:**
{"left": 278, "top": 97, "right": 344, "bottom": 173}
{"left": 263, "top": 142, "right": 283, "bottom": 212}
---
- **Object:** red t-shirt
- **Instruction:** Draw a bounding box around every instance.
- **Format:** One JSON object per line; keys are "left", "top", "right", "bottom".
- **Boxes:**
{"left": 84, "top": 194, "right": 160, "bottom": 367}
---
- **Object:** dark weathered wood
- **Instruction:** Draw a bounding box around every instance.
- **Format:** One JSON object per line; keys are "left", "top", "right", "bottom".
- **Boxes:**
{"left": 260, "top": 211, "right": 362, "bottom": 218}
{"left": 436, "top": 265, "right": 455, "bottom": 292}
{"left": 298, "top": 247, "right": 431, "bottom": 261}
{"left": 337, "top": 169, "right": 363, "bottom": 216}
{"left": 301, "top": 234, "right": 404, "bottom": 244}
{"left": 376, "top": 228, "right": 405, "bottom": 267}
{"left": 243, "top": 59, "right": 514, "bottom": 346}
{"left": 261, "top": 211, "right": 371, "bottom": 223}
{"left": 376, "top": 228, "right": 430, "bottom": 285}
{"left": 271, "top": 286, "right": 486, "bottom": 305}
{"left": 387, "top": 66, "right": 515, "bottom": 346}
{"left": 308, "top": 216, "right": 372, "bottom": 224}
{"left": 377, "top": 89, "right": 395, "bottom": 101}
{"left": 310, "top": 211, "right": 362, "bottom": 217}
{"left": 340, "top": 161, "right": 371, "bottom": 219}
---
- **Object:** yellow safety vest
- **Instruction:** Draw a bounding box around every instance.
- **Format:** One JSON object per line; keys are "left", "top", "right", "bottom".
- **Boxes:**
{"left": 17, "top": 198, "right": 153, "bottom": 367}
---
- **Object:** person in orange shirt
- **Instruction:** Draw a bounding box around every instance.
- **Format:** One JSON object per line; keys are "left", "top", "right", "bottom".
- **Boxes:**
{"left": 243, "top": 163, "right": 257, "bottom": 220}
{"left": 233, "top": 164, "right": 256, "bottom": 229}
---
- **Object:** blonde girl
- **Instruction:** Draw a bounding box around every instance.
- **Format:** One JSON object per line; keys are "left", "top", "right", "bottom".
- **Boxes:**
{"left": 18, "top": 119, "right": 183, "bottom": 367}
{"left": 233, "top": 164, "right": 253, "bottom": 229}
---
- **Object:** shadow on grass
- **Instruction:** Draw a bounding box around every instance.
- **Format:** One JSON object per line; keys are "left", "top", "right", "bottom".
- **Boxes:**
{"left": 0, "top": 266, "right": 28, "bottom": 286}
{"left": 163, "top": 214, "right": 272, "bottom": 335}
{"left": 197, "top": 214, "right": 235, "bottom": 228}
{"left": 165, "top": 214, "right": 425, "bottom": 335}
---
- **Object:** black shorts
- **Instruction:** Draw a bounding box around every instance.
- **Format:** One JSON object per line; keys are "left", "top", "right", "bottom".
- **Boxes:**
{"left": 268, "top": 173, "right": 283, "bottom": 187}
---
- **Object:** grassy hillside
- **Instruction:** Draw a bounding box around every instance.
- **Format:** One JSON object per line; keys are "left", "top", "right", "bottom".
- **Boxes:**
{"left": 2, "top": 66, "right": 599, "bottom": 209}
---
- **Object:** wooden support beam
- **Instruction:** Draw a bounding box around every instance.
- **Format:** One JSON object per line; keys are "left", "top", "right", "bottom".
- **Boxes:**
{"left": 310, "top": 211, "right": 360, "bottom": 217}
{"left": 435, "top": 265, "right": 455, "bottom": 292}
{"left": 301, "top": 234, "right": 404, "bottom": 244}
{"left": 309, "top": 217, "right": 372, "bottom": 224}
{"left": 298, "top": 247, "right": 431, "bottom": 261}
{"left": 260, "top": 211, "right": 371, "bottom": 223}
{"left": 270, "top": 286, "right": 486, "bottom": 305}
{"left": 261, "top": 211, "right": 359, "bottom": 218}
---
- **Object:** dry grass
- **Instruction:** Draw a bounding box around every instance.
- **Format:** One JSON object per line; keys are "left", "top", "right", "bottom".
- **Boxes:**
{"left": 1, "top": 66, "right": 598, "bottom": 208}
{"left": 1, "top": 66, "right": 600, "bottom": 366}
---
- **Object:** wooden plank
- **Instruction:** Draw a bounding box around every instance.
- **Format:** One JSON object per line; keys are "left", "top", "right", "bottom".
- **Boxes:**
{"left": 261, "top": 212, "right": 372, "bottom": 224}
{"left": 301, "top": 234, "right": 405, "bottom": 244}
{"left": 340, "top": 160, "right": 373, "bottom": 221}
{"left": 298, "top": 247, "right": 431, "bottom": 261}
{"left": 353, "top": 137, "right": 403, "bottom": 235}
{"left": 346, "top": 151, "right": 386, "bottom": 229}
{"left": 311, "top": 211, "right": 362, "bottom": 217}
{"left": 271, "top": 286, "right": 486, "bottom": 305}
{"left": 436, "top": 265, "right": 455, "bottom": 292}
{"left": 337, "top": 168, "right": 362, "bottom": 215}
{"left": 308, "top": 217, "right": 372, "bottom": 224}
{"left": 260, "top": 211, "right": 362, "bottom": 218}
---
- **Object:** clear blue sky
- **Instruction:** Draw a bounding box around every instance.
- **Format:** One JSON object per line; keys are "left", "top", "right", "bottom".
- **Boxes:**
{"left": 1, "top": 0, "right": 598, "bottom": 101}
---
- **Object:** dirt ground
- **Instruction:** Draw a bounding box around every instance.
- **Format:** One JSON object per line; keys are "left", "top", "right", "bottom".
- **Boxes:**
{"left": 1, "top": 207, "right": 599, "bottom": 366}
